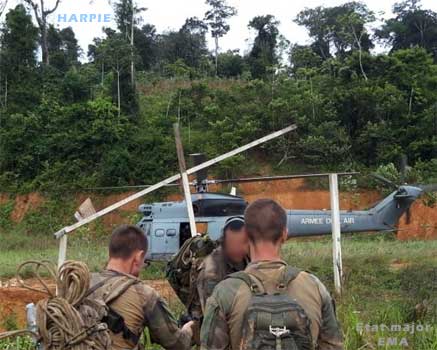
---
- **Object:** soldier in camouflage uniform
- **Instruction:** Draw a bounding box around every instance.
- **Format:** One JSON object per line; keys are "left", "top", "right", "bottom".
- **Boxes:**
{"left": 200, "top": 199, "right": 343, "bottom": 350}
{"left": 89, "top": 224, "right": 194, "bottom": 350}
{"left": 196, "top": 216, "right": 249, "bottom": 314}
{"left": 186, "top": 216, "right": 249, "bottom": 345}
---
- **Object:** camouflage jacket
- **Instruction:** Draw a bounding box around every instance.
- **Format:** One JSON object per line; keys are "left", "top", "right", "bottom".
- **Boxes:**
{"left": 90, "top": 270, "right": 192, "bottom": 350}
{"left": 200, "top": 260, "right": 344, "bottom": 350}
{"left": 196, "top": 246, "right": 248, "bottom": 315}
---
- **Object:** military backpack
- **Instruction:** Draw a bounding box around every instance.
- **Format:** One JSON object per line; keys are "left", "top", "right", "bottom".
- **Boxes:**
{"left": 228, "top": 267, "right": 314, "bottom": 350}
{"left": 166, "top": 235, "right": 217, "bottom": 311}
{"left": 81, "top": 271, "right": 143, "bottom": 348}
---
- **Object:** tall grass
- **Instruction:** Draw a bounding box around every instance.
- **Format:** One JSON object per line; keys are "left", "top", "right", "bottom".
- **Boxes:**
{"left": 1, "top": 228, "right": 436, "bottom": 349}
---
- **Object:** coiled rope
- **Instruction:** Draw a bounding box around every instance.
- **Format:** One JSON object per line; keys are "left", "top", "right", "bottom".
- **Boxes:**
{"left": 0, "top": 260, "right": 110, "bottom": 350}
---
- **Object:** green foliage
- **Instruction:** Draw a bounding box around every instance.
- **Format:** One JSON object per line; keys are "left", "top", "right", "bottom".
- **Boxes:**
{"left": 0, "top": 200, "right": 14, "bottom": 230}
{"left": 377, "top": 0, "right": 437, "bottom": 60}
{"left": 247, "top": 15, "right": 281, "bottom": 78}
{"left": 2, "top": 312, "right": 18, "bottom": 331}
{"left": 0, "top": 336, "right": 35, "bottom": 350}
{"left": 0, "top": 2, "right": 436, "bottom": 192}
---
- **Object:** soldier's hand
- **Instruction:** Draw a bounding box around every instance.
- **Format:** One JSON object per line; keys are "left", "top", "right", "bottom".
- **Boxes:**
{"left": 181, "top": 320, "right": 195, "bottom": 338}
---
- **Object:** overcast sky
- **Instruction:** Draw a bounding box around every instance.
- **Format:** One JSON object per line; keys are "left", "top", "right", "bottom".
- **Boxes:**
{"left": 4, "top": 0, "right": 437, "bottom": 59}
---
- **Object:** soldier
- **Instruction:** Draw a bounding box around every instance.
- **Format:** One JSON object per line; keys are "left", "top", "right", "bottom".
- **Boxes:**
{"left": 196, "top": 216, "right": 249, "bottom": 314}
{"left": 183, "top": 216, "right": 249, "bottom": 345}
{"left": 88, "top": 224, "right": 194, "bottom": 350}
{"left": 200, "top": 199, "right": 344, "bottom": 350}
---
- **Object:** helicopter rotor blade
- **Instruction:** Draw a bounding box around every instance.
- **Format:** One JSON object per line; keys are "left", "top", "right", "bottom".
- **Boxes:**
{"left": 370, "top": 173, "right": 399, "bottom": 189}
{"left": 53, "top": 124, "right": 297, "bottom": 238}
{"left": 207, "top": 172, "right": 359, "bottom": 184}
{"left": 419, "top": 184, "right": 437, "bottom": 193}
{"left": 82, "top": 183, "right": 183, "bottom": 191}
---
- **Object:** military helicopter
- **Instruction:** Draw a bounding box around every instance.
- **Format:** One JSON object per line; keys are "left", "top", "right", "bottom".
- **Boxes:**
{"left": 53, "top": 124, "right": 436, "bottom": 263}
{"left": 132, "top": 154, "right": 435, "bottom": 260}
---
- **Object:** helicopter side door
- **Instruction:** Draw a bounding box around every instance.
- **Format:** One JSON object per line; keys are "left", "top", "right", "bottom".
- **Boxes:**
{"left": 148, "top": 220, "right": 180, "bottom": 260}
{"left": 165, "top": 222, "right": 179, "bottom": 256}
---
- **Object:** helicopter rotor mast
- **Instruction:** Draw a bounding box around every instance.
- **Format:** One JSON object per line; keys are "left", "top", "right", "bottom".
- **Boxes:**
{"left": 174, "top": 123, "right": 197, "bottom": 238}
{"left": 54, "top": 124, "right": 297, "bottom": 240}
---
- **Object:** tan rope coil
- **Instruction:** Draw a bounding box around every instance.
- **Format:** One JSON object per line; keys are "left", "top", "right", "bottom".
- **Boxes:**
{"left": 0, "top": 260, "right": 111, "bottom": 350}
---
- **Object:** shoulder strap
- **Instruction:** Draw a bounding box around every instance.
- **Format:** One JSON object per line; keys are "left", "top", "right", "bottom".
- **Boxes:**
{"left": 282, "top": 266, "right": 301, "bottom": 286}
{"left": 227, "top": 266, "right": 301, "bottom": 294}
{"left": 226, "top": 271, "right": 264, "bottom": 295}
{"left": 84, "top": 275, "right": 117, "bottom": 299}
{"left": 104, "top": 277, "right": 141, "bottom": 305}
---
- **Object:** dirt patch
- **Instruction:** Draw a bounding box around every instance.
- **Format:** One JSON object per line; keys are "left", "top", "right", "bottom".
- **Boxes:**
{"left": 398, "top": 200, "right": 437, "bottom": 240}
{"left": 10, "top": 193, "right": 45, "bottom": 223}
{"left": 0, "top": 279, "right": 176, "bottom": 332}
{"left": 389, "top": 259, "right": 412, "bottom": 271}
{"left": 1, "top": 179, "right": 436, "bottom": 239}
{"left": 0, "top": 289, "right": 47, "bottom": 332}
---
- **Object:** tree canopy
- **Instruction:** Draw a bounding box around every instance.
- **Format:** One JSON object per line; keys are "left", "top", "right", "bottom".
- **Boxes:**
{"left": 0, "top": 1, "right": 436, "bottom": 193}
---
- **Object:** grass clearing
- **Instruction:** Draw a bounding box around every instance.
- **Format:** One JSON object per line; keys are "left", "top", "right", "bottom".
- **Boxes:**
{"left": 1, "top": 230, "right": 436, "bottom": 349}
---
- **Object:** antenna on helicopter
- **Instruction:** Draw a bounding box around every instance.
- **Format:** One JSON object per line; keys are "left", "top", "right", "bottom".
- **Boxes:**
{"left": 174, "top": 124, "right": 197, "bottom": 238}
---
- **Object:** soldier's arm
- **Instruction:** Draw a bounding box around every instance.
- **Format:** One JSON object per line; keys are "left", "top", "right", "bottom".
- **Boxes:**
{"left": 143, "top": 291, "right": 192, "bottom": 350}
{"left": 200, "top": 294, "right": 230, "bottom": 350}
{"left": 311, "top": 276, "right": 344, "bottom": 350}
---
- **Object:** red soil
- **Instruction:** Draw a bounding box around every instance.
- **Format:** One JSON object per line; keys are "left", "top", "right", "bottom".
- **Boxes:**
{"left": 0, "top": 279, "right": 176, "bottom": 332}
{"left": 2, "top": 179, "right": 436, "bottom": 239}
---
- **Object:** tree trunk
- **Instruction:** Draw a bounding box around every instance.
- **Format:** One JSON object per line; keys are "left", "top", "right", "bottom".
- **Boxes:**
{"left": 130, "top": 3, "right": 135, "bottom": 88}
{"left": 310, "top": 76, "right": 315, "bottom": 120}
{"left": 352, "top": 26, "right": 367, "bottom": 81}
{"left": 408, "top": 87, "right": 414, "bottom": 117}
{"left": 358, "top": 45, "right": 367, "bottom": 81}
{"left": 214, "top": 36, "right": 219, "bottom": 76}
{"left": 41, "top": 17, "right": 49, "bottom": 65}
{"left": 4, "top": 76, "right": 7, "bottom": 108}
{"left": 101, "top": 62, "right": 104, "bottom": 85}
{"left": 117, "top": 63, "right": 121, "bottom": 118}
{"left": 25, "top": 0, "right": 62, "bottom": 66}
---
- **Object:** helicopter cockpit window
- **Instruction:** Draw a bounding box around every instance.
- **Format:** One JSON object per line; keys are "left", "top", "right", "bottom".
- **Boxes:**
{"left": 200, "top": 200, "right": 246, "bottom": 216}
{"left": 166, "top": 229, "right": 176, "bottom": 237}
{"left": 193, "top": 204, "right": 199, "bottom": 215}
{"left": 155, "top": 229, "right": 165, "bottom": 237}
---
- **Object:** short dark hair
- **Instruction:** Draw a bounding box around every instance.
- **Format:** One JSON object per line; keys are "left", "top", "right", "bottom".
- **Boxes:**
{"left": 223, "top": 216, "right": 245, "bottom": 233}
{"left": 244, "top": 199, "right": 287, "bottom": 243}
{"left": 221, "top": 216, "right": 245, "bottom": 245}
{"left": 109, "top": 224, "right": 148, "bottom": 259}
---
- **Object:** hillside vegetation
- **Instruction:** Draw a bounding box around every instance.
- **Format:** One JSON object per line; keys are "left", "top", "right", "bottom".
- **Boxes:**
{"left": 0, "top": 1, "right": 437, "bottom": 193}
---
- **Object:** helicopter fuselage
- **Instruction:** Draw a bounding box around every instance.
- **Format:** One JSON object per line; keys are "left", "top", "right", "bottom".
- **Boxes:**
{"left": 138, "top": 186, "right": 423, "bottom": 261}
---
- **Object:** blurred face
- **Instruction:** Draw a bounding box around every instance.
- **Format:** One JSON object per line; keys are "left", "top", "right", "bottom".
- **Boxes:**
{"left": 223, "top": 228, "right": 249, "bottom": 263}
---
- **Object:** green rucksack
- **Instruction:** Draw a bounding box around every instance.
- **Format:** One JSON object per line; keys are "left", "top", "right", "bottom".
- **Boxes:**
{"left": 228, "top": 267, "right": 314, "bottom": 350}
{"left": 166, "top": 235, "right": 217, "bottom": 310}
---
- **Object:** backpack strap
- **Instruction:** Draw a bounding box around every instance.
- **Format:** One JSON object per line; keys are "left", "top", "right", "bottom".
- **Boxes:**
{"left": 226, "top": 271, "right": 264, "bottom": 295}
{"left": 227, "top": 266, "right": 301, "bottom": 295}
{"left": 278, "top": 266, "right": 301, "bottom": 291}
{"left": 85, "top": 272, "right": 142, "bottom": 345}
{"left": 104, "top": 277, "right": 141, "bottom": 305}
{"left": 84, "top": 275, "right": 117, "bottom": 298}
{"left": 104, "top": 277, "right": 142, "bottom": 345}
